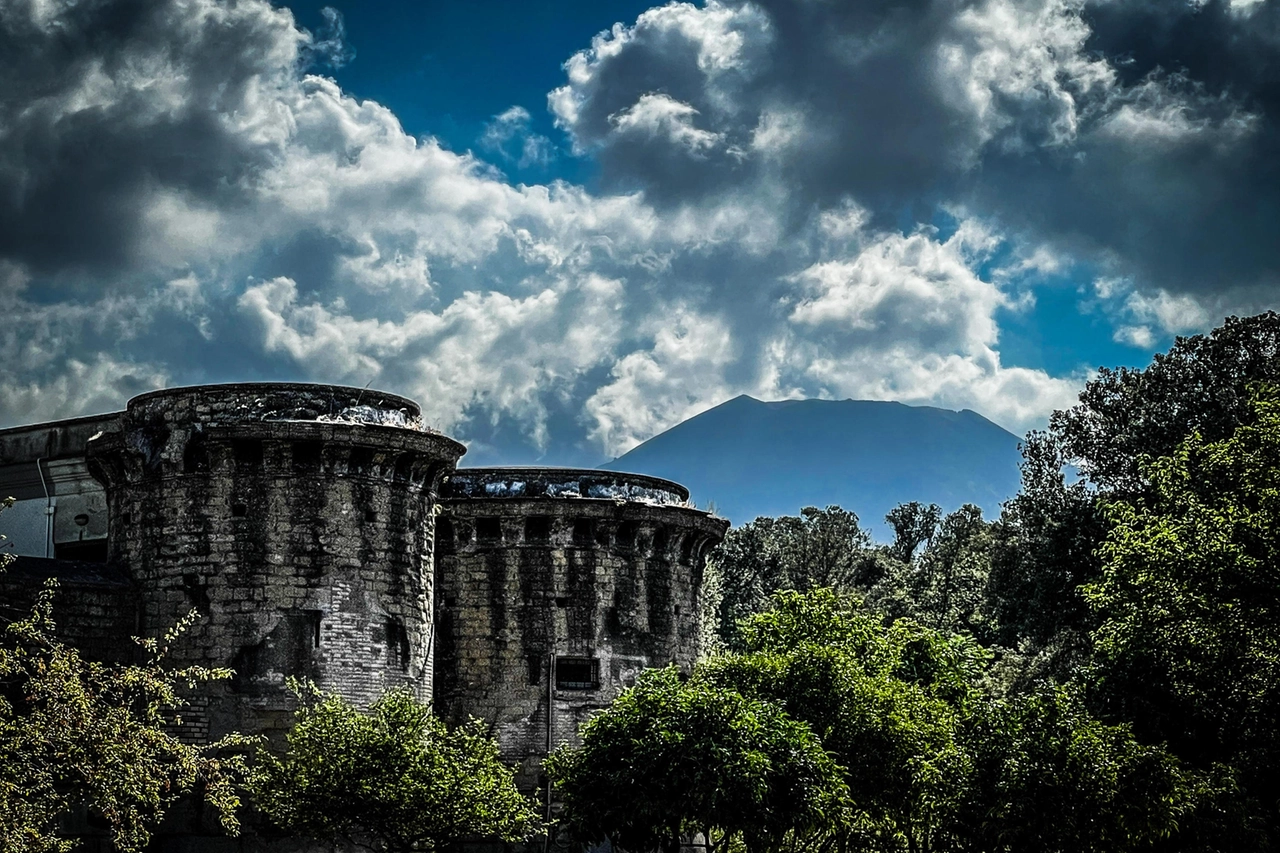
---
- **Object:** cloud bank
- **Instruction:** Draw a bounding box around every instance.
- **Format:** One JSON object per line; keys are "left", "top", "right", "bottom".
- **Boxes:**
{"left": 1, "top": 0, "right": 1275, "bottom": 461}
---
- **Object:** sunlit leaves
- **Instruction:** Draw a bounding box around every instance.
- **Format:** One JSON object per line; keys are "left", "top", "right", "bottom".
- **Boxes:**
{"left": 0, "top": 580, "right": 247, "bottom": 853}
{"left": 252, "top": 684, "right": 540, "bottom": 853}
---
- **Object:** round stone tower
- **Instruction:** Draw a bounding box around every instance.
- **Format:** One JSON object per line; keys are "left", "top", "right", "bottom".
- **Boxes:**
{"left": 433, "top": 467, "right": 728, "bottom": 790}
{"left": 86, "top": 383, "right": 464, "bottom": 739}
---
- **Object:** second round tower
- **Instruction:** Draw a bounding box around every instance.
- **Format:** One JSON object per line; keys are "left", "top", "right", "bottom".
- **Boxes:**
{"left": 433, "top": 467, "right": 728, "bottom": 791}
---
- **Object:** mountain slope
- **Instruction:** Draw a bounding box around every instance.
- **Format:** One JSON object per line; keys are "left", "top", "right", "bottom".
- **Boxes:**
{"left": 601, "top": 396, "right": 1024, "bottom": 537}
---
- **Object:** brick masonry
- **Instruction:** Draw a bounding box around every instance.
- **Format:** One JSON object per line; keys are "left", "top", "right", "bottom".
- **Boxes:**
{"left": 434, "top": 468, "right": 728, "bottom": 793}
{"left": 83, "top": 384, "right": 464, "bottom": 740}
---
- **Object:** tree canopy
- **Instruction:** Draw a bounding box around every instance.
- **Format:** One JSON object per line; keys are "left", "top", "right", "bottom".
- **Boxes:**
{"left": 546, "top": 665, "right": 850, "bottom": 853}
{"left": 1086, "top": 385, "right": 1280, "bottom": 842}
{"left": 555, "top": 587, "right": 1200, "bottom": 853}
{"left": 252, "top": 684, "right": 540, "bottom": 853}
{"left": 0, "top": 579, "right": 246, "bottom": 853}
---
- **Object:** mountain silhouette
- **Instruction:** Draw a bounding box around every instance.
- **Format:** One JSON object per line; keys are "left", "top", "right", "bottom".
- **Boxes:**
{"left": 601, "top": 396, "right": 1025, "bottom": 538}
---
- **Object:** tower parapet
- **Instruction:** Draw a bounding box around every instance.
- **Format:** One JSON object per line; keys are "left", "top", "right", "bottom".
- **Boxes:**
{"left": 434, "top": 466, "right": 728, "bottom": 791}
{"left": 86, "top": 383, "right": 465, "bottom": 739}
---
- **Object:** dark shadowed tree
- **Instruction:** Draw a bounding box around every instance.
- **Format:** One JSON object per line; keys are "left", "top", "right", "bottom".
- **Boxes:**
{"left": 984, "top": 313, "right": 1280, "bottom": 664}
{"left": 1086, "top": 386, "right": 1280, "bottom": 845}
{"left": 958, "top": 685, "right": 1199, "bottom": 853}
{"left": 907, "top": 504, "right": 992, "bottom": 637}
{"left": 886, "top": 501, "right": 941, "bottom": 564}
{"left": 1051, "top": 311, "right": 1280, "bottom": 494}
{"left": 704, "top": 506, "right": 872, "bottom": 649}
{"left": 985, "top": 432, "right": 1106, "bottom": 657}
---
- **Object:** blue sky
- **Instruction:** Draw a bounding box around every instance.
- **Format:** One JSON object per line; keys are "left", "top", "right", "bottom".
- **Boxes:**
{"left": 284, "top": 0, "right": 1155, "bottom": 380}
{"left": 0, "top": 0, "right": 1275, "bottom": 465}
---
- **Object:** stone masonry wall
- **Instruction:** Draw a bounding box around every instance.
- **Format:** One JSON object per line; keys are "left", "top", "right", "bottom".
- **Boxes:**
{"left": 0, "top": 557, "right": 139, "bottom": 663}
{"left": 84, "top": 384, "right": 464, "bottom": 741}
{"left": 434, "top": 468, "right": 728, "bottom": 795}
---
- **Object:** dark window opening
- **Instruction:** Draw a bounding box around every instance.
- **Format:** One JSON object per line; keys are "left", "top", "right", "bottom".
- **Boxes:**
{"left": 616, "top": 521, "right": 638, "bottom": 551}
{"left": 307, "top": 610, "right": 322, "bottom": 649}
{"left": 679, "top": 535, "right": 696, "bottom": 564}
{"left": 524, "top": 515, "right": 551, "bottom": 543}
{"left": 527, "top": 654, "right": 542, "bottom": 685}
{"left": 476, "top": 517, "right": 502, "bottom": 544}
{"left": 364, "top": 509, "right": 378, "bottom": 523}
{"left": 436, "top": 518, "right": 456, "bottom": 554}
{"left": 385, "top": 618, "right": 410, "bottom": 671}
{"left": 572, "top": 518, "right": 594, "bottom": 547}
{"left": 232, "top": 439, "right": 263, "bottom": 467}
{"left": 231, "top": 502, "right": 248, "bottom": 518}
{"left": 54, "top": 539, "right": 108, "bottom": 563}
{"left": 349, "top": 447, "right": 375, "bottom": 472}
{"left": 555, "top": 656, "right": 599, "bottom": 690}
{"left": 555, "top": 596, "right": 569, "bottom": 608}
{"left": 182, "top": 573, "right": 211, "bottom": 614}
{"left": 293, "top": 441, "right": 323, "bottom": 470}
{"left": 652, "top": 526, "right": 670, "bottom": 556}
{"left": 182, "top": 430, "right": 209, "bottom": 474}
{"left": 393, "top": 453, "right": 414, "bottom": 481}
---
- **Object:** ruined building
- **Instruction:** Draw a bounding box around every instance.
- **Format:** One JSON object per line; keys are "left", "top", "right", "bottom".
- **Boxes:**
{"left": 0, "top": 383, "right": 727, "bottom": 848}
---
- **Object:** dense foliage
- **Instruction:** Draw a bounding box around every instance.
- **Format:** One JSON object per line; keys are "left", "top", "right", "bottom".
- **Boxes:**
{"left": 580, "top": 313, "right": 1280, "bottom": 852}
{"left": 546, "top": 666, "right": 849, "bottom": 853}
{"left": 556, "top": 589, "right": 1199, "bottom": 852}
{"left": 1086, "top": 386, "right": 1280, "bottom": 843}
{"left": 0, "top": 577, "right": 246, "bottom": 853}
{"left": 252, "top": 684, "right": 540, "bottom": 853}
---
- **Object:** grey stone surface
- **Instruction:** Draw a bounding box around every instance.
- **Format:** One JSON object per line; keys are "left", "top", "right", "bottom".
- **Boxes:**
{"left": 435, "top": 467, "right": 727, "bottom": 795}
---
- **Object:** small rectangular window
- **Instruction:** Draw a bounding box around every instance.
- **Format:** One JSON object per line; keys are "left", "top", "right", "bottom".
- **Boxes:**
{"left": 555, "top": 656, "right": 599, "bottom": 690}
{"left": 524, "top": 516, "right": 551, "bottom": 543}
{"left": 527, "top": 654, "right": 542, "bottom": 685}
{"left": 476, "top": 517, "right": 502, "bottom": 544}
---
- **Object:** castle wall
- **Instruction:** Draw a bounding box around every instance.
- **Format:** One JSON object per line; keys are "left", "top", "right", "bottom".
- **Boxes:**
{"left": 84, "top": 384, "right": 464, "bottom": 740}
{"left": 0, "top": 556, "right": 139, "bottom": 663}
{"left": 434, "top": 468, "right": 727, "bottom": 793}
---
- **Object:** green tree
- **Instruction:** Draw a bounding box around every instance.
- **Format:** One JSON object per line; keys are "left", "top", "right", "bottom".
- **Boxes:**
{"left": 958, "top": 685, "right": 1198, "bottom": 853}
{"left": 885, "top": 502, "right": 941, "bottom": 564}
{"left": 703, "top": 589, "right": 982, "bottom": 852}
{"left": 546, "top": 666, "right": 851, "bottom": 853}
{"left": 902, "top": 505, "right": 993, "bottom": 636}
{"left": 704, "top": 589, "right": 1204, "bottom": 853}
{"left": 0, "top": 580, "right": 246, "bottom": 853}
{"left": 983, "top": 430, "right": 1106, "bottom": 662}
{"left": 706, "top": 506, "right": 872, "bottom": 649}
{"left": 252, "top": 685, "right": 539, "bottom": 853}
{"left": 1086, "top": 386, "right": 1280, "bottom": 843}
{"left": 1052, "top": 311, "right": 1280, "bottom": 494}
{"left": 983, "top": 313, "right": 1280, "bottom": 666}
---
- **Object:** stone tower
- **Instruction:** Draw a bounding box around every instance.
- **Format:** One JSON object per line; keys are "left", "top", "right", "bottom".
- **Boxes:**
{"left": 433, "top": 467, "right": 728, "bottom": 791}
{"left": 85, "top": 384, "right": 464, "bottom": 739}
